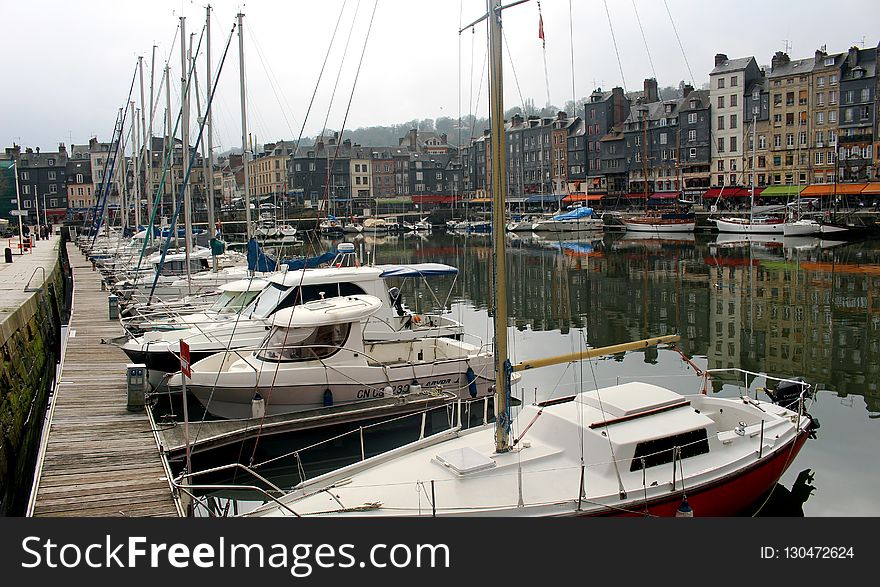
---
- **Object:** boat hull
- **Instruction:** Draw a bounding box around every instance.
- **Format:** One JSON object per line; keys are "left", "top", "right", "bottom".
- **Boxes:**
{"left": 175, "top": 359, "right": 495, "bottom": 419}
{"left": 783, "top": 220, "right": 820, "bottom": 237}
{"left": 533, "top": 219, "right": 603, "bottom": 232}
{"left": 712, "top": 218, "right": 785, "bottom": 234}
{"left": 623, "top": 220, "right": 695, "bottom": 233}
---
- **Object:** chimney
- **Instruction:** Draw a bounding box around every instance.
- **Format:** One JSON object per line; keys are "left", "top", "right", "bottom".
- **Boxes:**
{"left": 26, "top": 147, "right": 34, "bottom": 154}
{"left": 714, "top": 53, "right": 728, "bottom": 67}
{"left": 814, "top": 48, "right": 827, "bottom": 64}
{"left": 682, "top": 84, "right": 694, "bottom": 97}
{"left": 848, "top": 46, "right": 859, "bottom": 68}
{"left": 343, "top": 138, "right": 351, "bottom": 148}
{"left": 611, "top": 87, "right": 627, "bottom": 125}
{"left": 512, "top": 113, "right": 523, "bottom": 126}
{"left": 644, "top": 78, "right": 659, "bottom": 103}
{"left": 35, "top": 147, "right": 41, "bottom": 154}
{"left": 59, "top": 143, "right": 66, "bottom": 154}
{"left": 771, "top": 51, "right": 790, "bottom": 72}
{"left": 409, "top": 128, "right": 418, "bottom": 151}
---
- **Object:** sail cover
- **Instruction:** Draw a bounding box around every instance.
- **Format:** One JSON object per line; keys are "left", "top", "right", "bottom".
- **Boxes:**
{"left": 551, "top": 207, "right": 593, "bottom": 221}
{"left": 378, "top": 263, "right": 459, "bottom": 278}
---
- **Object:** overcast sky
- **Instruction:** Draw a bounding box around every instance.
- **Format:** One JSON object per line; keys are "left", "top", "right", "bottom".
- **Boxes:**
{"left": 3, "top": 0, "right": 879, "bottom": 152}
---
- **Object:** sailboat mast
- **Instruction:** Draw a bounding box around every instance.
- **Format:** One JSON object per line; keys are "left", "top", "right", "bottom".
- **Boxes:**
{"left": 751, "top": 111, "right": 756, "bottom": 224}
{"left": 642, "top": 108, "right": 648, "bottom": 207}
{"left": 180, "top": 18, "right": 193, "bottom": 290}
{"left": 238, "top": 12, "right": 252, "bottom": 240}
{"left": 138, "top": 55, "right": 148, "bottom": 227}
{"left": 146, "top": 47, "right": 156, "bottom": 225}
{"left": 487, "top": 0, "right": 511, "bottom": 454}
{"left": 132, "top": 100, "right": 141, "bottom": 228}
{"left": 205, "top": 4, "right": 216, "bottom": 244}
{"left": 166, "top": 64, "right": 176, "bottom": 246}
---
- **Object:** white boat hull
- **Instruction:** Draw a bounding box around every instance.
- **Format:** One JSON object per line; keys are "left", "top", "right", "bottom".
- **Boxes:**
{"left": 533, "top": 218, "right": 603, "bottom": 232}
{"left": 623, "top": 221, "right": 695, "bottom": 233}
{"left": 712, "top": 217, "right": 785, "bottom": 234}
{"left": 783, "top": 220, "right": 820, "bottom": 236}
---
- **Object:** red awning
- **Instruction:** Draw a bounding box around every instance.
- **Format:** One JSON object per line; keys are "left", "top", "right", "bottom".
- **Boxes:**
{"left": 648, "top": 192, "right": 679, "bottom": 200}
{"left": 704, "top": 187, "right": 756, "bottom": 198}
{"left": 411, "top": 195, "right": 461, "bottom": 205}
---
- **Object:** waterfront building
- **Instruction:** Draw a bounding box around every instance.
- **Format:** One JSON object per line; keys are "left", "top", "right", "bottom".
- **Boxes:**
{"left": 710, "top": 54, "right": 762, "bottom": 188}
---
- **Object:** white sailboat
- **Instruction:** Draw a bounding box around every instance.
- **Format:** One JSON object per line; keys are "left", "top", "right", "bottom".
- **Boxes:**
{"left": 245, "top": 1, "right": 815, "bottom": 518}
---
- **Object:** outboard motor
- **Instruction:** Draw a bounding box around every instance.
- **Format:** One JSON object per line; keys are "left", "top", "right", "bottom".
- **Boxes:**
{"left": 767, "top": 377, "right": 810, "bottom": 407}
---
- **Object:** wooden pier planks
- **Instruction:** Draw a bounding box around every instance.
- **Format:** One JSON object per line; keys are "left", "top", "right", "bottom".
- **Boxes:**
{"left": 30, "top": 243, "right": 180, "bottom": 517}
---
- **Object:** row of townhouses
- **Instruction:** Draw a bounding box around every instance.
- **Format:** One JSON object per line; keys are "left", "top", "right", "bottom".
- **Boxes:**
{"left": 2, "top": 43, "right": 879, "bottom": 224}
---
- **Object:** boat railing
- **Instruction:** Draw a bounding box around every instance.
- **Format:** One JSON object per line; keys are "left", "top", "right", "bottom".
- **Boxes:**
{"left": 704, "top": 367, "right": 814, "bottom": 420}
{"left": 175, "top": 396, "right": 493, "bottom": 516}
{"left": 170, "top": 463, "right": 301, "bottom": 517}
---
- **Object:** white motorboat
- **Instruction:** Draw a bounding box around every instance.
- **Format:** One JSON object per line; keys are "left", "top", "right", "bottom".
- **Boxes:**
{"left": 533, "top": 207, "right": 603, "bottom": 232}
{"left": 167, "top": 295, "right": 495, "bottom": 419}
{"left": 362, "top": 217, "right": 389, "bottom": 234}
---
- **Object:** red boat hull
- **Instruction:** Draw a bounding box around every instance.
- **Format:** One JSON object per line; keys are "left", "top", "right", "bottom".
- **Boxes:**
{"left": 589, "top": 428, "right": 811, "bottom": 517}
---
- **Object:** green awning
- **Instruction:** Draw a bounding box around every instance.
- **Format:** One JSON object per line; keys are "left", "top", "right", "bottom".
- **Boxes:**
{"left": 759, "top": 185, "right": 804, "bottom": 197}
{"left": 375, "top": 197, "right": 412, "bottom": 205}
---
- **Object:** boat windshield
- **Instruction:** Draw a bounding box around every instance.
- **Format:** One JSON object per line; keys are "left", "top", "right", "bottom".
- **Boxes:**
{"left": 211, "top": 289, "right": 263, "bottom": 314}
{"left": 246, "top": 283, "right": 290, "bottom": 318}
{"left": 257, "top": 323, "right": 351, "bottom": 362}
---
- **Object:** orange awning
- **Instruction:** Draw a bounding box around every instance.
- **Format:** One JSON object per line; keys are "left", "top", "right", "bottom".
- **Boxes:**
{"left": 800, "top": 183, "right": 868, "bottom": 196}
{"left": 469, "top": 197, "right": 492, "bottom": 203}
{"left": 563, "top": 194, "right": 604, "bottom": 203}
{"left": 861, "top": 183, "right": 880, "bottom": 195}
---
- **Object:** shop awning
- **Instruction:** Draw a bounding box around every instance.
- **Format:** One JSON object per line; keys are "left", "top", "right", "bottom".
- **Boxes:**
{"left": 563, "top": 194, "right": 605, "bottom": 203}
{"left": 759, "top": 185, "right": 805, "bottom": 197}
{"left": 412, "top": 195, "right": 460, "bottom": 205}
{"left": 648, "top": 192, "right": 680, "bottom": 200}
{"left": 469, "top": 197, "right": 493, "bottom": 203}
{"left": 861, "top": 183, "right": 880, "bottom": 195}
{"left": 703, "top": 187, "right": 755, "bottom": 198}
{"left": 800, "top": 183, "right": 868, "bottom": 196}
{"left": 526, "top": 193, "right": 564, "bottom": 204}
{"left": 375, "top": 197, "right": 412, "bottom": 204}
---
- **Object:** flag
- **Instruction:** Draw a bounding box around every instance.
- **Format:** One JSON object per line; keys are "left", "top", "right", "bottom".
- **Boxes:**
{"left": 538, "top": 13, "right": 545, "bottom": 47}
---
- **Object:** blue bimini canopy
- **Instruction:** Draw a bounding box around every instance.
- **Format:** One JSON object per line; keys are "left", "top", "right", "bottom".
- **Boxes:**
{"left": 551, "top": 207, "right": 593, "bottom": 221}
{"left": 378, "top": 263, "right": 459, "bottom": 278}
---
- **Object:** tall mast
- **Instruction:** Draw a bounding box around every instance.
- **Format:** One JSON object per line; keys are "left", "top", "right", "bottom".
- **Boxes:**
{"left": 487, "top": 0, "right": 510, "bottom": 454}
{"left": 642, "top": 108, "right": 649, "bottom": 209}
{"left": 13, "top": 161, "right": 24, "bottom": 253}
{"left": 205, "top": 4, "right": 216, "bottom": 244}
{"left": 238, "top": 11, "right": 252, "bottom": 240}
{"left": 132, "top": 101, "right": 141, "bottom": 228}
{"left": 181, "top": 17, "right": 193, "bottom": 288}
{"left": 166, "top": 63, "right": 176, "bottom": 245}
{"left": 140, "top": 54, "right": 153, "bottom": 225}
{"left": 137, "top": 56, "right": 146, "bottom": 224}
{"left": 751, "top": 111, "right": 756, "bottom": 224}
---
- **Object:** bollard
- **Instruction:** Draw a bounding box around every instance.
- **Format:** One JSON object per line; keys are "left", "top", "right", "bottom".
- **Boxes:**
{"left": 101, "top": 280, "right": 106, "bottom": 292}
{"left": 4, "top": 248, "right": 11, "bottom": 263}
{"left": 126, "top": 364, "right": 147, "bottom": 412}
{"left": 108, "top": 294, "right": 119, "bottom": 319}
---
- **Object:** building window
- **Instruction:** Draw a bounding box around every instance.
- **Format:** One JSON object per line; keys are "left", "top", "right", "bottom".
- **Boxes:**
{"left": 799, "top": 132, "right": 807, "bottom": 146}
{"left": 660, "top": 133, "right": 668, "bottom": 145}
{"left": 730, "top": 136, "right": 738, "bottom": 153}
{"left": 759, "top": 135, "right": 767, "bottom": 149}
{"left": 816, "top": 111, "right": 824, "bottom": 125}
{"left": 49, "top": 184, "right": 57, "bottom": 193}
{"left": 688, "top": 129, "right": 696, "bottom": 142}
{"left": 717, "top": 116, "right": 724, "bottom": 130}
{"left": 730, "top": 114, "right": 737, "bottom": 129}
{"left": 22, "top": 185, "right": 30, "bottom": 195}
{"left": 830, "top": 74, "right": 838, "bottom": 85}
{"left": 48, "top": 158, "right": 55, "bottom": 166}
{"left": 717, "top": 160, "right": 725, "bottom": 171}
{"left": 718, "top": 77, "right": 725, "bottom": 89}
{"left": 21, "top": 171, "right": 29, "bottom": 181}
{"left": 717, "top": 137, "right": 725, "bottom": 152}
{"left": 730, "top": 94, "right": 738, "bottom": 107}
{"left": 844, "top": 108, "right": 853, "bottom": 123}
{"left": 717, "top": 96, "right": 725, "bottom": 109}
{"left": 815, "top": 151, "right": 824, "bottom": 165}
{"left": 689, "top": 148, "right": 697, "bottom": 158}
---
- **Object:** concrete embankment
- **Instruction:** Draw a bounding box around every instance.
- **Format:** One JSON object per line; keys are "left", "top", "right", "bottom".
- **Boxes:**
{"left": 0, "top": 234, "right": 69, "bottom": 515}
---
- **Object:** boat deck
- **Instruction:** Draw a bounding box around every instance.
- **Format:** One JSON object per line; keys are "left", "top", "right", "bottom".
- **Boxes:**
{"left": 29, "top": 242, "right": 181, "bottom": 517}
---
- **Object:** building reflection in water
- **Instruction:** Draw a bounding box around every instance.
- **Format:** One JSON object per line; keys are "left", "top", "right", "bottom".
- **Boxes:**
{"left": 322, "top": 232, "right": 880, "bottom": 415}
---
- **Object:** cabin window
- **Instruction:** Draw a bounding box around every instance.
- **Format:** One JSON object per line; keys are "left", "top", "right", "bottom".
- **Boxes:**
{"left": 629, "top": 428, "right": 710, "bottom": 472}
{"left": 258, "top": 323, "right": 351, "bottom": 362}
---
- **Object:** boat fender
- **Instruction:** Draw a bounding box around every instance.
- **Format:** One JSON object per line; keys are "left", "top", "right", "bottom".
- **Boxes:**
{"left": 251, "top": 392, "right": 266, "bottom": 419}
{"left": 676, "top": 497, "right": 694, "bottom": 517}
{"left": 466, "top": 367, "right": 477, "bottom": 398}
{"left": 410, "top": 379, "right": 421, "bottom": 395}
{"left": 323, "top": 388, "right": 333, "bottom": 407}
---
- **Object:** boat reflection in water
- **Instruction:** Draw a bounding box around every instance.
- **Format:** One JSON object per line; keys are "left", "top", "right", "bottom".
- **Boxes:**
{"left": 182, "top": 232, "right": 880, "bottom": 516}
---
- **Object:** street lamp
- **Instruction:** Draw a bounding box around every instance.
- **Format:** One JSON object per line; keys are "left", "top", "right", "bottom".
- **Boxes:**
{"left": 11, "top": 160, "right": 24, "bottom": 253}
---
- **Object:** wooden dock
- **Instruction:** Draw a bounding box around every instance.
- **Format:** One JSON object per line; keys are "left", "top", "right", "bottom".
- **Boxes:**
{"left": 29, "top": 242, "right": 181, "bottom": 517}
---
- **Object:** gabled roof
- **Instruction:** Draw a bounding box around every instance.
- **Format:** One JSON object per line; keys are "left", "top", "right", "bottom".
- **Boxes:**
{"left": 768, "top": 57, "right": 815, "bottom": 78}
{"left": 710, "top": 56, "right": 756, "bottom": 75}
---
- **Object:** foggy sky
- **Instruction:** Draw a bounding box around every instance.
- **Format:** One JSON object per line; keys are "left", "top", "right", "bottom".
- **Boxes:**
{"left": 3, "top": 0, "right": 878, "bottom": 151}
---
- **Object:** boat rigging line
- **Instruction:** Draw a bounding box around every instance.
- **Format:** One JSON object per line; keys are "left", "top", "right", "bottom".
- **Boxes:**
{"left": 662, "top": 0, "right": 695, "bottom": 86}
{"left": 631, "top": 0, "right": 661, "bottom": 100}
{"left": 602, "top": 0, "right": 627, "bottom": 93}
